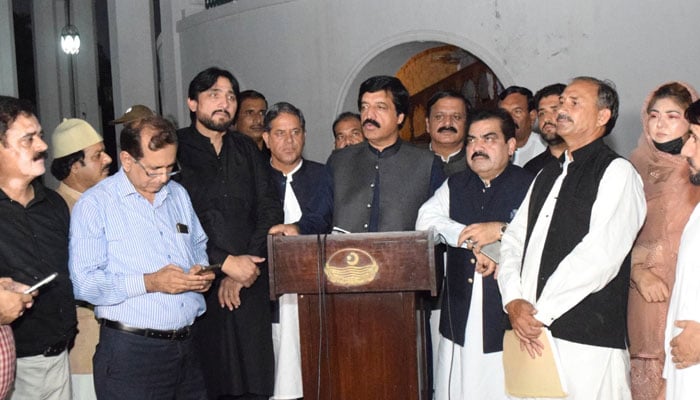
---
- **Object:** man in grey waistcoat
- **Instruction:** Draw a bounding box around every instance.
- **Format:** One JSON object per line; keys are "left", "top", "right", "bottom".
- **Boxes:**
{"left": 327, "top": 75, "right": 445, "bottom": 233}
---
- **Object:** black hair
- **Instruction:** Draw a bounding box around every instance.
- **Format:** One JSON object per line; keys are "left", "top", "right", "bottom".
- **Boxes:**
{"left": 426, "top": 90, "right": 471, "bottom": 117}
{"left": 263, "top": 102, "right": 306, "bottom": 132}
{"left": 50, "top": 150, "right": 85, "bottom": 181}
{"left": 357, "top": 75, "right": 410, "bottom": 122}
{"left": 120, "top": 115, "right": 178, "bottom": 160}
{"left": 332, "top": 112, "right": 361, "bottom": 137}
{"left": 187, "top": 67, "right": 240, "bottom": 123}
{"left": 533, "top": 83, "right": 566, "bottom": 110}
{"left": 498, "top": 86, "right": 535, "bottom": 111}
{"left": 0, "top": 96, "right": 35, "bottom": 146}
{"left": 466, "top": 108, "right": 516, "bottom": 141}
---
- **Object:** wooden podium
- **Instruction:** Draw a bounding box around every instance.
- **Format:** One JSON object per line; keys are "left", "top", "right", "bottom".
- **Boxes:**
{"left": 268, "top": 231, "right": 436, "bottom": 400}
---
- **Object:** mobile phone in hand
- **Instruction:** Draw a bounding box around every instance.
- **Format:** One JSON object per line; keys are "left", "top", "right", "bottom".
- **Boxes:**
{"left": 24, "top": 272, "right": 58, "bottom": 294}
{"left": 196, "top": 264, "right": 221, "bottom": 275}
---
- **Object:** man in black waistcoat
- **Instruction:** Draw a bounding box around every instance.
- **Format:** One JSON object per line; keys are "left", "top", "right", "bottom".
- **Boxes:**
{"left": 497, "top": 77, "right": 646, "bottom": 399}
{"left": 417, "top": 108, "right": 533, "bottom": 399}
{"left": 327, "top": 75, "right": 445, "bottom": 233}
{"left": 176, "top": 67, "right": 283, "bottom": 400}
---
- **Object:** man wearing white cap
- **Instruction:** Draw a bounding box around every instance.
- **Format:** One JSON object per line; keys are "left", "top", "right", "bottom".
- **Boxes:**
{"left": 50, "top": 118, "right": 112, "bottom": 211}
{"left": 50, "top": 118, "right": 112, "bottom": 400}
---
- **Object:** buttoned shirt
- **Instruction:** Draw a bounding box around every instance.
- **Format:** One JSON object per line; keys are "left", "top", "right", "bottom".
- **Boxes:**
{"left": 69, "top": 169, "right": 209, "bottom": 330}
{"left": 0, "top": 180, "right": 77, "bottom": 357}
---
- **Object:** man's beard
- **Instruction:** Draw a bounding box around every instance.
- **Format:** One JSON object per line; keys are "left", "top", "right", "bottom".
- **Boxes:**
{"left": 691, "top": 171, "right": 700, "bottom": 186}
{"left": 689, "top": 158, "right": 700, "bottom": 186}
{"left": 543, "top": 134, "right": 564, "bottom": 146}
{"left": 199, "top": 115, "right": 231, "bottom": 132}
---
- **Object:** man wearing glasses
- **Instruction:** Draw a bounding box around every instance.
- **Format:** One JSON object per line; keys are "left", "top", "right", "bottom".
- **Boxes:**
{"left": 69, "top": 115, "right": 215, "bottom": 399}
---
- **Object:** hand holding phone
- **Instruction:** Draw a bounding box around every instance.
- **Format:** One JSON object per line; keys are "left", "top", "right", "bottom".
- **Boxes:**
{"left": 24, "top": 272, "right": 58, "bottom": 294}
{"left": 196, "top": 264, "right": 222, "bottom": 275}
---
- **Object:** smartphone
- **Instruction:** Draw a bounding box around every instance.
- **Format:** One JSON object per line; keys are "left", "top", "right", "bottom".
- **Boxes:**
{"left": 24, "top": 272, "right": 58, "bottom": 294}
{"left": 196, "top": 263, "right": 222, "bottom": 275}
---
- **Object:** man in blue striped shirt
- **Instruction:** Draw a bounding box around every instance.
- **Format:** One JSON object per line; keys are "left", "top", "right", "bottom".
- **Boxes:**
{"left": 69, "top": 115, "right": 214, "bottom": 400}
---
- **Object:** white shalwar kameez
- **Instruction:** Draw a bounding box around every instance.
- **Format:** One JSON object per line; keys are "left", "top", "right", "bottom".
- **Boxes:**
{"left": 664, "top": 203, "right": 700, "bottom": 399}
{"left": 271, "top": 166, "right": 303, "bottom": 399}
{"left": 498, "top": 154, "right": 646, "bottom": 400}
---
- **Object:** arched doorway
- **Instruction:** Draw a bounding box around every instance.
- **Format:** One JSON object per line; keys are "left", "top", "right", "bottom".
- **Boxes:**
{"left": 397, "top": 44, "right": 504, "bottom": 143}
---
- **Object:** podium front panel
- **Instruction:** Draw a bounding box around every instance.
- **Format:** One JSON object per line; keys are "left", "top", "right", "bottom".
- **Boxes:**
{"left": 268, "top": 231, "right": 436, "bottom": 299}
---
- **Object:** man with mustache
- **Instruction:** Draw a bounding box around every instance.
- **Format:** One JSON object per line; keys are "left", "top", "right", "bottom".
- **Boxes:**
{"left": 51, "top": 118, "right": 113, "bottom": 211}
{"left": 425, "top": 90, "right": 470, "bottom": 176}
{"left": 497, "top": 77, "right": 646, "bottom": 399}
{"left": 0, "top": 96, "right": 77, "bottom": 399}
{"left": 327, "top": 75, "right": 445, "bottom": 233}
{"left": 417, "top": 108, "right": 533, "bottom": 399}
{"left": 663, "top": 99, "right": 700, "bottom": 398}
{"left": 523, "top": 84, "right": 568, "bottom": 174}
{"left": 332, "top": 111, "right": 364, "bottom": 149}
{"left": 498, "top": 86, "right": 547, "bottom": 167}
{"left": 176, "top": 67, "right": 283, "bottom": 400}
{"left": 49, "top": 118, "right": 112, "bottom": 399}
{"left": 233, "top": 90, "right": 269, "bottom": 153}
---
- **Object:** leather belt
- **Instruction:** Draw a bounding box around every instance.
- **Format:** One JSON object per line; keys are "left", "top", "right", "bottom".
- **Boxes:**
{"left": 100, "top": 319, "right": 192, "bottom": 341}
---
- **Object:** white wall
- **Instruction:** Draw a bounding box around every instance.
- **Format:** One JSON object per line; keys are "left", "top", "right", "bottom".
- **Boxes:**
{"left": 169, "top": 0, "right": 700, "bottom": 163}
{"left": 107, "top": 0, "right": 158, "bottom": 127}
{"left": 0, "top": 0, "right": 18, "bottom": 96}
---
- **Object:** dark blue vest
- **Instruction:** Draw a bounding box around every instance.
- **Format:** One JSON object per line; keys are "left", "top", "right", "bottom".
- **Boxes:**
{"left": 441, "top": 164, "right": 533, "bottom": 352}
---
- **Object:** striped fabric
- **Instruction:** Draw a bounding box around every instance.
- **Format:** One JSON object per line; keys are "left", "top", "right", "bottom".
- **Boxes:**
{"left": 0, "top": 325, "right": 15, "bottom": 400}
{"left": 69, "top": 170, "right": 209, "bottom": 330}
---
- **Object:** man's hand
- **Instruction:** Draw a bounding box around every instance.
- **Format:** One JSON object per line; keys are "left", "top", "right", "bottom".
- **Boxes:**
{"left": 505, "top": 299, "right": 544, "bottom": 357}
{"left": 0, "top": 279, "right": 34, "bottom": 324}
{"left": 670, "top": 320, "right": 700, "bottom": 369}
{"left": 458, "top": 222, "right": 503, "bottom": 251}
{"left": 473, "top": 250, "right": 497, "bottom": 278}
{"left": 269, "top": 224, "right": 300, "bottom": 236}
{"left": 144, "top": 264, "right": 214, "bottom": 294}
{"left": 218, "top": 276, "right": 243, "bottom": 311}
{"left": 187, "top": 265, "right": 215, "bottom": 293}
{"left": 631, "top": 266, "right": 669, "bottom": 303}
{"left": 221, "top": 255, "right": 264, "bottom": 288}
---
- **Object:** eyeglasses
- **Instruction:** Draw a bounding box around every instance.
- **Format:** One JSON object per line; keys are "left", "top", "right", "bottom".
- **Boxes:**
{"left": 133, "top": 158, "right": 180, "bottom": 178}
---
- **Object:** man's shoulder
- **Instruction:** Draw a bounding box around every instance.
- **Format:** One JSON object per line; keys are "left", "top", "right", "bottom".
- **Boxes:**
{"left": 506, "top": 163, "right": 536, "bottom": 181}
{"left": 302, "top": 158, "right": 326, "bottom": 170}
{"left": 399, "top": 141, "right": 435, "bottom": 159}
{"left": 79, "top": 173, "right": 121, "bottom": 204}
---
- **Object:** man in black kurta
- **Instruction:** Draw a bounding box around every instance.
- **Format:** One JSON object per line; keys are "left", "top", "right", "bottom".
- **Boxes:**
{"left": 176, "top": 67, "right": 283, "bottom": 399}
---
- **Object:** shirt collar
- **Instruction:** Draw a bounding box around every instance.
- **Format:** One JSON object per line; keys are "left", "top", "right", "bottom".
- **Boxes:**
{"left": 429, "top": 143, "right": 465, "bottom": 162}
{"left": 564, "top": 137, "right": 606, "bottom": 165}
{"left": 114, "top": 168, "right": 171, "bottom": 205}
{"left": 0, "top": 179, "right": 47, "bottom": 204}
{"left": 270, "top": 158, "right": 304, "bottom": 181}
{"left": 367, "top": 138, "right": 402, "bottom": 158}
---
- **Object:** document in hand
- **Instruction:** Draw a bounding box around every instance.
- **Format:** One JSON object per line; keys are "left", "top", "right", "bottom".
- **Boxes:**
{"left": 502, "top": 329, "right": 567, "bottom": 398}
